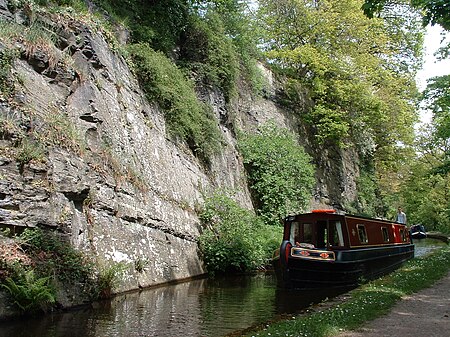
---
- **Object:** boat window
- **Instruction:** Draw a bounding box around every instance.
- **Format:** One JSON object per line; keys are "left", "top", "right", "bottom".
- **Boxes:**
{"left": 357, "top": 224, "right": 368, "bottom": 244}
{"left": 329, "top": 221, "right": 344, "bottom": 246}
{"left": 382, "top": 227, "right": 390, "bottom": 242}
{"left": 399, "top": 228, "right": 407, "bottom": 242}
{"left": 290, "top": 222, "right": 314, "bottom": 247}
{"left": 317, "top": 221, "right": 327, "bottom": 248}
{"left": 303, "top": 223, "right": 314, "bottom": 245}
{"left": 290, "top": 222, "right": 300, "bottom": 245}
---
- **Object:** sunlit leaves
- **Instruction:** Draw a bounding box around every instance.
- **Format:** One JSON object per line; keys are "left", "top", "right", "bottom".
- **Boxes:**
{"left": 258, "top": 0, "right": 421, "bottom": 153}
{"left": 199, "top": 191, "right": 282, "bottom": 274}
{"left": 238, "top": 122, "right": 315, "bottom": 225}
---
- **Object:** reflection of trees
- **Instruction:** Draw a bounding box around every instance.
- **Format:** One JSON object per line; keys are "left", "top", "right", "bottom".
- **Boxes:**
{"left": 198, "top": 274, "right": 277, "bottom": 334}
{"left": 0, "top": 274, "right": 351, "bottom": 337}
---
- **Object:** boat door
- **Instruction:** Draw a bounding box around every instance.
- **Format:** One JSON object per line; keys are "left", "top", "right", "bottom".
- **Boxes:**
{"left": 316, "top": 219, "right": 345, "bottom": 249}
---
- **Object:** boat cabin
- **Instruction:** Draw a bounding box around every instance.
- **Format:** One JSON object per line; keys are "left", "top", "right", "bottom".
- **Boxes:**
{"left": 285, "top": 210, "right": 410, "bottom": 251}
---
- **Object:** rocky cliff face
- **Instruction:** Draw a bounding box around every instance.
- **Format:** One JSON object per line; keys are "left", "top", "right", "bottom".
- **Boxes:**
{"left": 0, "top": 1, "right": 359, "bottom": 302}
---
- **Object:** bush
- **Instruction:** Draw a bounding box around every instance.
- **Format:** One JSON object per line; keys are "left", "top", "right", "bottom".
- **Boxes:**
{"left": 94, "top": 263, "right": 127, "bottom": 299}
{"left": 127, "top": 43, "right": 222, "bottom": 163}
{"left": 238, "top": 122, "right": 315, "bottom": 225}
{"left": 18, "top": 228, "right": 94, "bottom": 286}
{"left": 199, "top": 191, "right": 281, "bottom": 275}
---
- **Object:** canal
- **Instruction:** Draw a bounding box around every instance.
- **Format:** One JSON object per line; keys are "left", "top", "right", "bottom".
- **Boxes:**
{"left": 0, "top": 273, "right": 351, "bottom": 337}
{"left": 0, "top": 239, "right": 445, "bottom": 337}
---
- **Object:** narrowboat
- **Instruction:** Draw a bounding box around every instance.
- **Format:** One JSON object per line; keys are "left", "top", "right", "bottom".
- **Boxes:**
{"left": 410, "top": 224, "right": 427, "bottom": 240}
{"left": 272, "top": 210, "right": 414, "bottom": 288}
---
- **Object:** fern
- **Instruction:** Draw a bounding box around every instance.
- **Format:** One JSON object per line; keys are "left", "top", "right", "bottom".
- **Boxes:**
{"left": 2, "top": 270, "right": 56, "bottom": 313}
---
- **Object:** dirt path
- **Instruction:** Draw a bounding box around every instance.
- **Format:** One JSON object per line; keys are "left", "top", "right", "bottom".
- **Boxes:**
{"left": 336, "top": 271, "right": 450, "bottom": 337}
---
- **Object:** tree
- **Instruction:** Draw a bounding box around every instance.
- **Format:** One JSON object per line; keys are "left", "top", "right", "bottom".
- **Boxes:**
{"left": 362, "top": 1, "right": 450, "bottom": 30}
{"left": 362, "top": 2, "right": 450, "bottom": 226}
{"left": 400, "top": 126, "right": 450, "bottom": 233}
{"left": 258, "top": 0, "right": 421, "bottom": 164}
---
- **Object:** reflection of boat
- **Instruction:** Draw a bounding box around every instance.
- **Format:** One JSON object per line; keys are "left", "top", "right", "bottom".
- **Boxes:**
{"left": 272, "top": 210, "right": 414, "bottom": 288}
{"left": 410, "top": 224, "right": 427, "bottom": 240}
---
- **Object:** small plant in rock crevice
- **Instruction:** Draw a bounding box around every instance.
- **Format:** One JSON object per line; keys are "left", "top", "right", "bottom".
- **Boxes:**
{"left": 0, "top": 47, "right": 19, "bottom": 97}
{"left": 14, "top": 138, "right": 46, "bottom": 166}
{"left": 134, "top": 257, "right": 149, "bottom": 274}
{"left": 95, "top": 262, "right": 127, "bottom": 299}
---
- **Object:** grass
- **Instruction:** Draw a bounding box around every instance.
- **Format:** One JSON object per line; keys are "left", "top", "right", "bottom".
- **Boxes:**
{"left": 245, "top": 247, "right": 450, "bottom": 337}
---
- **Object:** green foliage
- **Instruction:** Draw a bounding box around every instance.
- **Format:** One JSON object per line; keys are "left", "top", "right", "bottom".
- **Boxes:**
{"left": 363, "top": 1, "right": 450, "bottom": 30}
{"left": 199, "top": 191, "right": 281, "bottom": 275}
{"left": 245, "top": 247, "right": 450, "bottom": 337}
{"left": 238, "top": 122, "right": 315, "bottom": 226}
{"left": 307, "top": 104, "right": 350, "bottom": 146}
{"left": 186, "top": 1, "right": 264, "bottom": 97}
{"left": 258, "top": 0, "right": 420, "bottom": 152}
{"left": 18, "top": 228, "right": 94, "bottom": 286}
{"left": 127, "top": 42, "right": 222, "bottom": 163}
{"left": 95, "top": 0, "right": 190, "bottom": 54}
{"left": 94, "top": 0, "right": 262, "bottom": 96}
{"left": 1, "top": 270, "right": 56, "bottom": 314}
{"left": 423, "top": 75, "right": 450, "bottom": 141}
{"left": 179, "top": 11, "right": 239, "bottom": 101}
{"left": 400, "top": 129, "right": 450, "bottom": 234}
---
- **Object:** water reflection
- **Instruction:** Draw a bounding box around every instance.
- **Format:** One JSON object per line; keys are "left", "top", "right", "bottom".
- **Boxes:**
{"left": 0, "top": 273, "right": 348, "bottom": 337}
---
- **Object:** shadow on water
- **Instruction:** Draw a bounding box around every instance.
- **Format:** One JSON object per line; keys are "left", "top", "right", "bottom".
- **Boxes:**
{"left": 0, "top": 273, "right": 351, "bottom": 337}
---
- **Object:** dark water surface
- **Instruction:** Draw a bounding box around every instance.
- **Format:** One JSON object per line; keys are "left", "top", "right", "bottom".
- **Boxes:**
{"left": 0, "top": 273, "right": 348, "bottom": 337}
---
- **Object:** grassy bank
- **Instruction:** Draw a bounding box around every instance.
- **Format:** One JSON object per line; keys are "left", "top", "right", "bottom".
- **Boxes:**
{"left": 245, "top": 247, "right": 450, "bottom": 337}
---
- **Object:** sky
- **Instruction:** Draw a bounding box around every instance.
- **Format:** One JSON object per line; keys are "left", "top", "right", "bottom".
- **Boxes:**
{"left": 415, "top": 25, "right": 450, "bottom": 124}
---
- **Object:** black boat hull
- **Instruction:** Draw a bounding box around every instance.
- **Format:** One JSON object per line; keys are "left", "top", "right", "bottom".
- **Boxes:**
{"left": 273, "top": 243, "right": 414, "bottom": 288}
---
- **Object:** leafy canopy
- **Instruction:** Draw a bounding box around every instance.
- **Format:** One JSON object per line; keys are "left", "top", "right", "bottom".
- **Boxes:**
{"left": 258, "top": 0, "right": 421, "bottom": 158}
{"left": 362, "top": 0, "right": 450, "bottom": 30}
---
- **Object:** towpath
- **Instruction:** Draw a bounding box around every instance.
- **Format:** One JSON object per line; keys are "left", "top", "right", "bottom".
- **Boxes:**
{"left": 336, "top": 271, "right": 450, "bottom": 337}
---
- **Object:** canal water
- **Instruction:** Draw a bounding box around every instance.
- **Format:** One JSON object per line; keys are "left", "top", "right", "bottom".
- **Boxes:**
{"left": 413, "top": 237, "right": 448, "bottom": 257}
{"left": 0, "top": 239, "right": 445, "bottom": 337}
{"left": 0, "top": 273, "right": 350, "bottom": 337}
